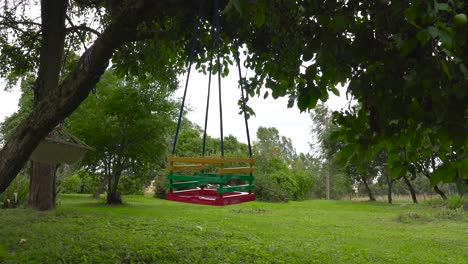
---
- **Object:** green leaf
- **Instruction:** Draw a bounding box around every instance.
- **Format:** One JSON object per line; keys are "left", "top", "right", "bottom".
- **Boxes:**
{"left": 330, "top": 86, "right": 340, "bottom": 96}
{"left": 389, "top": 165, "right": 404, "bottom": 179}
{"left": 440, "top": 61, "right": 451, "bottom": 79}
{"left": 430, "top": 163, "right": 457, "bottom": 186}
{"left": 404, "top": 4, "right": 422, "bottom": 27}
{"left": 416, "top": 29, "right": 431, "bottom": 44}
{"left": 254, "top": 7, "right": 266, "bottom": 27}
{"left": 221, "top": 0, "right": 242, "bottom": 15}
{"left": 427, "top": 26, "right": 439, "bottom": 38}
{"left": 459, "top": 63, "right": 468, "bottom": 80}
{"left": 435, "top": 3, "right": 451, "bottom": 11}
{"left": 336, "top": 144, "right": 357, "bottom": 166}
{"left": 263, "top": 91, "right": 269, "bottom": 99}
{"left": 453, "top": 159, "right": 468, "bottom": 179}
{"left": 212, "top": 63, "right": 219, "bottom": 75}
{"left": 400, "top": 38, "right": 418, "bottom": 56}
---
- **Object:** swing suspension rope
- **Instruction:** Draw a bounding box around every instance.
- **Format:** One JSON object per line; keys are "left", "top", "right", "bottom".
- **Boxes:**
{"left": 172, "top": 0, "right": 252, "bottom": 158}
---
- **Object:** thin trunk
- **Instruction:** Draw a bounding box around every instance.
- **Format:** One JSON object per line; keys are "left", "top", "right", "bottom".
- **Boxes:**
{"left": 28, "top": 162, "right": 58, "bottom": 210}
{"left": 403, "top": 175, "right": 418, "bottom": 204}
{"left": 29, "top": 0, "right": 68, "bottom": 210}
{"left": 386, "top": 173, "right": 393, "bottom": 204}
{"left": 433, "top": 185, "right": 447, "bottom": 200}
{"left": 430, "top": 155, "right": 447, "bottom": 200}
{"left": 361, "top": 176, "right": 376, "bottom": 201}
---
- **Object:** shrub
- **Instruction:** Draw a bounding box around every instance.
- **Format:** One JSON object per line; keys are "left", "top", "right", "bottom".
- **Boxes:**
{"left": 57, "top": 170, "right": 100, "bottom": 194}
{"left": 153, "top": 173, "right": 168, "bottom": 199}
{"left": 447, "top": 195, "right": 466, "bottom": 210}
{"left": 59, "top": 174, "right": 82, "bottom": 193}
{"left": 254, "top": 173, "right": 289, "bottom": 202}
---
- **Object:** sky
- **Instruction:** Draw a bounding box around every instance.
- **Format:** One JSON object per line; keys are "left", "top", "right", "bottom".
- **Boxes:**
{"left": 0, "top": 70, "right": 349, "bottom": 154}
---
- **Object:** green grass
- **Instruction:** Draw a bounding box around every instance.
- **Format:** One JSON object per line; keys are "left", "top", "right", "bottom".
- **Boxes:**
{"left": 0, "top": 195, "right": 467, "bottom": 263}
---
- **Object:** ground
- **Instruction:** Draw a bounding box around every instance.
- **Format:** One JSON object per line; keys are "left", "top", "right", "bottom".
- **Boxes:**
{"left": 0, "top": 195, "right": 466, "bottom": 263}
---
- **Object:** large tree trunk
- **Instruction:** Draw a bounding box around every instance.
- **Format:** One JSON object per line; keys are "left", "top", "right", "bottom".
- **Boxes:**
{"left": 107, "top": 175, "right": 122, "bottom": 205}
{"left": 28, "top": 0, "right": 68, "bottom": 210}
{"left": 361, "top": 176, "right": 376, "bottom": 201}
{"left": 107, "top": 164, "right": 122, "bottom": 205}
{"left": 403, "top": 175, "right": 418, "bottom": 204}
{"left": 28, "top": 162, "right": 58, "bottom": 210}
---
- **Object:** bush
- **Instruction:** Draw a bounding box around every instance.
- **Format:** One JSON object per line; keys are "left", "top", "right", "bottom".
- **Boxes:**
{"left": 153, "top": 173, "right": 168, "bottom": 199}
{"left": 0, "top": 174, "right": 29, "bottom": 208}
{"left": 58, "top": 170, "right": 100, "bottom": 194}
{"left": 254, "top": 173, "right": 289, "bottom": 202}
{"left": 447, "top": 195, "right": 466, "bottom": 210}
{"left": 59, "top": 174, "right": 82, "bottom": 193}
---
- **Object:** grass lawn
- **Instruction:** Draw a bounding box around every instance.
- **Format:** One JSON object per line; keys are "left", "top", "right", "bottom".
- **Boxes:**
{"left": 0, "top": 195, "right": 466, "bottom": 263}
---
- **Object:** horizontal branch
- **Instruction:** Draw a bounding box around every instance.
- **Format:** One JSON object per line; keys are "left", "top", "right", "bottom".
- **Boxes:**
{"left": 66, "top": 25, "right": 101, "bottom": 36}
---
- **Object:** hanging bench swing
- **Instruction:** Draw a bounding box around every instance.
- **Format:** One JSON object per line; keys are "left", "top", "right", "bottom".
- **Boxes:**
{"left": 165, "top": 0, "right": 255, "bottom": 206}
{"left": 31, "top": 129, "right": 93, "bottom": 165}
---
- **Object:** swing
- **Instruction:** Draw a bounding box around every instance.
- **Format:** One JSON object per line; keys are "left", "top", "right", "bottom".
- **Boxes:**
{"left": 165, "top": 0, "right": 255, "bottom": 206}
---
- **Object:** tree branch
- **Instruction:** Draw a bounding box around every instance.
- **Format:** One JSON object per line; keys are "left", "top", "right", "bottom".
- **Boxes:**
{"left": 65, "top": 14, "right": 89, "bottom": 50}
{"left": 66, "top": 25, "right": 100, "bottom": 36}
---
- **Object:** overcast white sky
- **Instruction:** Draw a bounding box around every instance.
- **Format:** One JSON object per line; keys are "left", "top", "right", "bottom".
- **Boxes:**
{"left": 0, "top": 69, "right": 348, "bottom": 154}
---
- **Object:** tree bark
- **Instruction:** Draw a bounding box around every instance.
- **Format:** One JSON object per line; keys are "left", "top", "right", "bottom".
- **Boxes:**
{"left": 28, "top": 0, "right": 68, "bottom": 211}
{"left": 361, "top": 176, "right": 376, "bottom": 201}
{"left": 107, "top": 174, "right": 122, "bottom": 204}
{"left": 28, "top": 162, "right": 58, "bottom": 210}
{"left": 107, "top": 162, "right": 122, "bottom": 205}
{"left": 0, "top": 1, "right": 199, "bottom": 194}
{"left": 403, "top": 175, "right": 418, "bottom": 204}
{"left": 433, "top": 185, "right": 447, "bottom": 200}
{"left": 386, "top": 173, "right": 393, "bottom": 204}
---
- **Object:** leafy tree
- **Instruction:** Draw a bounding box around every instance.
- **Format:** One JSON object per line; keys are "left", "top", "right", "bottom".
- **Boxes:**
{"left": 66, "top": 72, "right": 177, "bottom": 204}
{"left": 310, "top": 104, "right": 352, "bottom": 200}
{"left": 254, "top": 127, "right": 315, "bottom": 201}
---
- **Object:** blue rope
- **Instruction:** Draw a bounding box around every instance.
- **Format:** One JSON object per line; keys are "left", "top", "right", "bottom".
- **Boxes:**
{"left": 202, "top": 22, "right": 216, "bottom": 156}
{"left": 172, "top": 0, "right": 204, "bottom": 155}
{"left": 233, "top": 25, "right": 253, "bottom": 157}
{"left": 86, "top": 47, "right": 109, "bottom": 94}
{"left": 214, "top": 0, "right": 224, "bottom": 157}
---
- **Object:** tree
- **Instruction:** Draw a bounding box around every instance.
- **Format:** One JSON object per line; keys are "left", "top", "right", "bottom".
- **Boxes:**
{"left": 253, "top": 127, "right": 316, "bottom": 201}
{"left": 415, "top": 154, "right": 447, "bottom": 200}
{"left": 310, "top": 104, "right": 352, "bottom": 200}
{"left": 1, "top": 1, "right": 467, "bottom": 197}
{"left": 66, "top": 72, "right": 176, "bottom": 204}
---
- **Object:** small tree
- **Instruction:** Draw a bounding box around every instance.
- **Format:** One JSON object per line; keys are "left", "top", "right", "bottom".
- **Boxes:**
{"left": 66, "top": 72, "right": 176, "bottom": 204}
